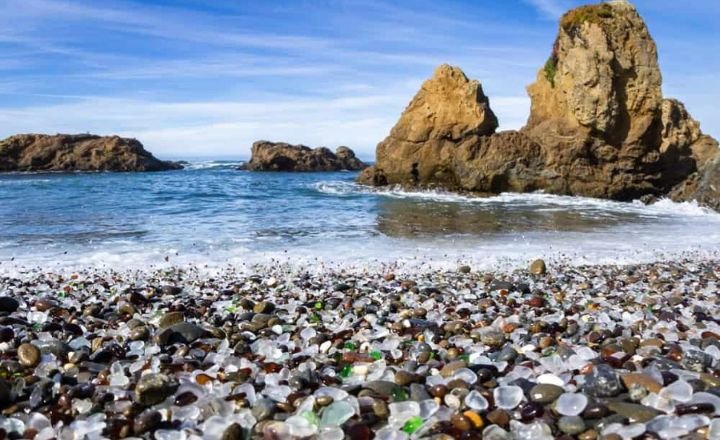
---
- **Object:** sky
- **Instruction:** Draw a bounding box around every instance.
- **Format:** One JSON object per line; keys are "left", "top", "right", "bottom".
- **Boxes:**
{"left": 0, "top": 0, "right": 718, "bottom": 160}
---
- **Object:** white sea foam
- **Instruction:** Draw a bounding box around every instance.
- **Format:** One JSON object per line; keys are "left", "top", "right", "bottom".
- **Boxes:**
{"left": 0, "top": 179, "right": 52, "bottom": 185}
{"left": 1, "top": 177, "right": 719, "bottom": 276}
{"left": 181, "top": 161, "right": 245, "bottom": 171}
{"left": 314, "top": 181, "right": 718, "bottom": 218}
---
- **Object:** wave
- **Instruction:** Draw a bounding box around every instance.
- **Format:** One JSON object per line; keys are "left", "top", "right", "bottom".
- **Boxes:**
{"left": 181, "top": 161, "right": 245, "bottom": 171}
{"left": 313, "top": 181, "right": 720, "bottom": 218}
{"left": 0, "top": 178, "right": 53, "bottom": 185}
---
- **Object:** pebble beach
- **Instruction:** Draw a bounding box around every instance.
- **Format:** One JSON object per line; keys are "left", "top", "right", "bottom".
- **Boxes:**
{"left": 0, "top": 258, "right": 719, "bottom": 439}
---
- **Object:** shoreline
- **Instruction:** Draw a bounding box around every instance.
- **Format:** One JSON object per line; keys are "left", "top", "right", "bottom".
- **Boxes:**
{"left": 2, "top": 248, "right": 720, "bottom": 279}
{"left": 0, "top": 257, "right": 718, "bottom": 438}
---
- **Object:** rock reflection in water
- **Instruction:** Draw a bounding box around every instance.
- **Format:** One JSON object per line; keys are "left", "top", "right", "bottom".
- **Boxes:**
{"left": 374, "top": 197, "right": 646, "bottom": 238}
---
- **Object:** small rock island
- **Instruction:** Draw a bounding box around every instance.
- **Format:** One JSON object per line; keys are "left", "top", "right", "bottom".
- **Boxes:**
{"left": 240, "top": 141, "right": 367, "bottom": 172}
{"left": 0, "top": 134, "right": 182, "bottom": 172}
{"left": 358, "top": 1, "right": 720, "bottom": 210}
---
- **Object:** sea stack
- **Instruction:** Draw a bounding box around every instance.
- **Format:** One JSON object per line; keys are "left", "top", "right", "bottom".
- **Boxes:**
{"left": 241, "top": 141, "right": 367, "bottom": 172}
{"left": 359, "top": 1, "right": 720, "bottom": 209}
{"left": 0, "top": 134, "right": 182, "bottom": 172}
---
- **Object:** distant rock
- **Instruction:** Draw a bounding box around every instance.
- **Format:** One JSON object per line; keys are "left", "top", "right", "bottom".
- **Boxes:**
{"left": 240, "top": 141, "right": 366, "bottom": 172}
{"left": 0, "top": 134, "right": 182, "bottom": 172}
{"left": 358, "top": 1, "right": 720, "bottom": 210}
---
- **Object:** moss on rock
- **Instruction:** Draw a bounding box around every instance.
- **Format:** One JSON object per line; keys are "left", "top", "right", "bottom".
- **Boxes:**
{"left": 560, "top": 3, "right": 614, "bottom": 33}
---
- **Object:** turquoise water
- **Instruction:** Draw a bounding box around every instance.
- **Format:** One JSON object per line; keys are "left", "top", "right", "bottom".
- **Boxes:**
{"left": 1, "top": 161, "right": 720, "bottom": 272}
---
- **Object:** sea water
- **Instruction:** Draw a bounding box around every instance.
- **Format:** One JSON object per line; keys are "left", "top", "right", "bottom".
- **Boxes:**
{"left": 1, "top": 161, "right": 719, "bottom": 273}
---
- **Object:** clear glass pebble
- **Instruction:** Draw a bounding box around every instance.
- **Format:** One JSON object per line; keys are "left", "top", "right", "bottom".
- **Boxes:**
{"left": 555, "top": 393, "right": 588, "bottom": 416}
{"left": 320, "top": 401, "right": 355, "bottom": 426}
{"left": 464, "top": 390, "right": 489, "bottom": 411}
{"left": 493, "top": 385, "right": 524, "bottom": 410}
{"left": 285, "top": 414, "right": 318, "bottom": 438}
{"left": 661, "top": 379, "right": 693, "bottom": 403}
{"left": 708, "top": 418, "right": 720, "bottom": 440}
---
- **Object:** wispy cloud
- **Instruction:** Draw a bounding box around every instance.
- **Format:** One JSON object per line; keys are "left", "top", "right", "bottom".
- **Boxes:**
{"left": 524, "top": 0, "right": 570, "bottom": 19}
{"left": 0, "top": 91, "right": 533, "bottom": 159}
{"left": 0, "top": 0, "right": 716, "bottom": 157}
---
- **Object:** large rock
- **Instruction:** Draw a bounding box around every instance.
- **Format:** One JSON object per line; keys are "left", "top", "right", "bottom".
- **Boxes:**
{"left": 0, "top": 134, "right": 182, "bottom": 172}
{"left": 523, "top": 1, "right": 670, "bottom": 199}
{"left": 241, "top": 141, "right": 366, "bottom": 172}
{"left": 358, "top": 64, "right": 499, "bottom": 189}
{"left": 359, "top": 1, "right": 719, "bottom": 209}
{"left": 524, "top": 1, "right": 717, "bottom": 203}
{"left": 670, "top": 147, "right": 720, "bottom": 211}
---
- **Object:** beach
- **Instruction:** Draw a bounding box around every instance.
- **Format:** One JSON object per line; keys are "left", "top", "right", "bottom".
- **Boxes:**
{"left": 1, "top": 257, "right": 719, "bottom": 439}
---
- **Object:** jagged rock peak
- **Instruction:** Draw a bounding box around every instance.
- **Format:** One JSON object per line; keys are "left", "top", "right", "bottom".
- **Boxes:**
{"left": 527, "top": 0, "right": 662, "bottom": 143}
{"left": 389, "top": 64, "right": 498, "bottom": 143}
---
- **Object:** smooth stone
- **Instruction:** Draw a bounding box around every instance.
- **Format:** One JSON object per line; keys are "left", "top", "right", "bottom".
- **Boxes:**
{"left": 158, "top": 311, "right": 184, "bottom": 329}
{"left": 253, "top": 301, "right": 276, "bottom": 314}
{"left": 621, "top": 373, "right": 662, "bottom": 394}
{"left": 130, "top": 325, "right": 150, "bottom": 341}
{"left": 0, "top": 297, "right": 19, "bottom": 313}
{"left": 34, "top": 298, "right": 58, "bottom": 312}
{"left": 486, "top": 409, "right": 510, "bottom": 427}
{"left": 496, "top": 345, "right": 518, "bottom": 362}
{"left": 17, "top": 343, "right": 41, "bottom": 368}
{"left": 222, "top": 423, "right": 245, "bottom": 440}
{"left": 451, "top": 413, "right": 472, "bottom": 431}
{"left": 606, "top": 402, "right": 660, "bottom": 423}
{"left": 409, "top": 383, "right": 431, "bottom": 401}
{"left": 529, "top": 384, "right": 564, "bottom": 404}
{"left": 160, "top": 286, "right": 183, "bottom": 295}
{"left": 558, "top": 416, "right": 585, "bottom": 435}
{"left": 394, "top": 371, "right": 416, "bottom": 386}
{"left": 489, "top": 280, "right": 514, "bottom": 291}
{"left": 529, "top": 259, "right": 547, "bottom": 275}
{"left": 135, "top": 373, "right": 179, "bottom": 406}
{"left": 133, "top": 410, "right": 161, "bottom": 435}
{"left": 252, "top": 398, "right": 276, "bottom": 421}
{"left": 363, "top": 381, "right": 397, "bottom": 397}
{"left": 481, "top": 331, "right": 505, "bottom": 348}
{"left": 155, "top": 322, "right": 211, "bottom": 346}
{"left": 372, "top": 399, "right": 389, "bottom": 419}
{"left": 440, "top": 360, "right": 467, "bottom": 378}
{"left": 0, "top": 378, "right": 11, "bottom": 407}
{"left": 583, "top": 364, "right": 622, "bottom": 397}
{"left": 36, "top": 339, "right": 71, "bottom": 361}
{"left": 519, "top": 402, "right": 544, "bottom": 421}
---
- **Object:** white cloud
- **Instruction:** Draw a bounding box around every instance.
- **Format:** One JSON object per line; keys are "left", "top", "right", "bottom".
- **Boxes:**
{"left": 524, "top": 0, "right": 570, "bottom": 19}
{"left": 0, "top": 93, "right": 532, "bottom": 159}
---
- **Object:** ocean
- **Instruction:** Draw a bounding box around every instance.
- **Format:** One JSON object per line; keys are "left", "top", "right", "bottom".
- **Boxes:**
{"left": 1, "top": 160, "right": 720, "bottom": 274}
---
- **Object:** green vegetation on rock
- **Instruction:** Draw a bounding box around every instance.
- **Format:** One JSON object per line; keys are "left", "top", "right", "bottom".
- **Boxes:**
{"left": 560, "top": 3, "right": 614, "bottom": 33}
{"left": 544, "top": 57, "right": 557, "bottom": 88}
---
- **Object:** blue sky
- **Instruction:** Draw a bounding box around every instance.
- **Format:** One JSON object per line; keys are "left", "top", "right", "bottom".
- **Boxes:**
{"left": 0, "top": 0, "right": 718, "bottom": 160}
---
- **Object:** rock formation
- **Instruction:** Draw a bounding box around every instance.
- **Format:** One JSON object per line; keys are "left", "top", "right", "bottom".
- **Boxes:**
{"left": 359, "top": 1, "right": 720, "bottom": 209}
{"left": 241, "top": 141, "right": 366, "bottom": 172}
{"left": 0, "top": 134, "right": 182, "bottom": 172}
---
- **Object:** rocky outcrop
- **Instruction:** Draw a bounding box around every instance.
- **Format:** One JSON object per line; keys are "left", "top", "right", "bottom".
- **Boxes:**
{"left": 359, "top": 1, "right": 719, "bottom": 209}
{"left": 669, "top": 156, "right": 720, "bottom": 211}
{"left": 0, "top": 134, "right": 182, "bottom": 172}
{"left": 241, "top": 141, "right": 366, "bottom": 172}
{"left": 358, "top": 64, "right": 501, "bottom": 190}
